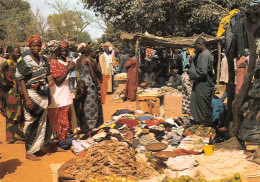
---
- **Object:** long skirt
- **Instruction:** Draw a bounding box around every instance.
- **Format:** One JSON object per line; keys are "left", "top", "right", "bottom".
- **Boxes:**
{"left": 80, "top": 85, "right": 102, "bottom": 132}
{"left": 6, "top": 119, "right": 24, "bottom": 143}
{"left": 23, "top": 89, "right": 52, "bottom": 154}
{"left": 48, "top": 106, "right": 70, "bottom": 141}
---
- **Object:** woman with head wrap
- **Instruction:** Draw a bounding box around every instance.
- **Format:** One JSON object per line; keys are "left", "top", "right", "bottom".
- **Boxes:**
{"left": 16, "top": 35, "right": 52, "bottom": 161}
{"left": 75, "top": 45, "right": 103, "bottom": 132}
{"left": 0, "top": 47, "right": 25, "bottom": 144}
{"left": 47, "top": 41, "right": 76, "bottom": 148}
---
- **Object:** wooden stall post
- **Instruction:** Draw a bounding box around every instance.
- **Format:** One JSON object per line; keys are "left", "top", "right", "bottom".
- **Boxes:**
{"left": 216, "top": 43, "right": 221, "bottom": 92}
{"left": 135, "top": 38, "right": 139, "bottom": 56}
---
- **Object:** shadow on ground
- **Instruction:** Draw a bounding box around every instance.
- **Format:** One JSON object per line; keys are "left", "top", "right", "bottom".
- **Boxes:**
{"left": 0, "top": 159, "right": 22, "bottom": 179}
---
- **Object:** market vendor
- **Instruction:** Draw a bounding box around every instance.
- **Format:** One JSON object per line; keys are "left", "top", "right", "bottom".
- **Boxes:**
{"left": 167, "top": 68, "right": 182, "bottom": 88}
{"left": 125, "top": 50, "right": 138, "bottom": 101}
{"left": 188, "top": 38, "right": 214, "bottom": 124}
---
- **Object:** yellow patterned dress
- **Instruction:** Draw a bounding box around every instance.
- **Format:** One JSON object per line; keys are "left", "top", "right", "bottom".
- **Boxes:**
{"left": 0, "top": 59, "right": 24, "bottom": 143}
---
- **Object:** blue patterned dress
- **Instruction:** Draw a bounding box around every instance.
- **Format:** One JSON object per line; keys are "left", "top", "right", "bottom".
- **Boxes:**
{"left": 77, "top": 63, "right": 102, "bottom": 131}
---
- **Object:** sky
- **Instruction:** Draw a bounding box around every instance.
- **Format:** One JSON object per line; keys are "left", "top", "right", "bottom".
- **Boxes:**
{"left": 26, "top": 0, "right": 105, "bottom": 40}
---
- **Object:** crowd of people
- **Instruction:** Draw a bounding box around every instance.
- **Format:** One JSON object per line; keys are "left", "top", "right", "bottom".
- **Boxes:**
{"left": 0, "top": 34, "right": 258, "bottom": 161}
{"left": 0, "top": 35, "right": 139, "bottom": 161}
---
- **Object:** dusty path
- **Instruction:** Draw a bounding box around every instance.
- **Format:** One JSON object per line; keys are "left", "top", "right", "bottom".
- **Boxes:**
{"left": 0, "top": 94, "right": 182, "bottom": 182}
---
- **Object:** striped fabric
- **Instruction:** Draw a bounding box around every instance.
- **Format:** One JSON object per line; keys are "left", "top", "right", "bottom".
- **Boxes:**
{"left": 16, "top": 55, "right": 52, "bottom": 154}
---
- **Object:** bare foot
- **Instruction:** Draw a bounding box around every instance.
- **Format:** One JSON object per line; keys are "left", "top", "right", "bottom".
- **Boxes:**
{"left": 26, "top": 153, "right": 41, "bottom": 161}
{"left": 218, "top": 127, "right": 228, "bottom": 132}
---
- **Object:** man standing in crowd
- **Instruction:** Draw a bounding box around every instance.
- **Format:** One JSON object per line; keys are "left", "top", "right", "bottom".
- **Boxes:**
{"left": 119, "top": 49, "right": 129, "bottom": 73}
{"left": 99, "top": 45, "right": 113, "bottom": 104}
{"left": 188, "top": 38, "right": 214, "bottom": 124}
{"left": 125, "top": 50, "right": 138, "bottom": 101}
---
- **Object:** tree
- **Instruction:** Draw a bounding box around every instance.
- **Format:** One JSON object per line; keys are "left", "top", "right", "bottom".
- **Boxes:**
{"left": 0, "top": 0, "right": 31, "bottom": 42}
{"left": 230, "top": 5, "right": 260, "bottom": 137}
{"left": 25, "top": 8, "right": 48, "bottom": 41}
{"left": 82, "top": 0, "right": 253, "bottom": 37}
{"left": 46, "top": 0, "right": 93, "bottom": 42}
{"left": 98, "top": 23, "right": 123, "bottom": 50}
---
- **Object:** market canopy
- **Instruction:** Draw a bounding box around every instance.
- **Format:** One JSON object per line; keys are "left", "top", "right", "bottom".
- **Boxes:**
{"left": 120, "top": 32, "right": 224, "bottom": 49}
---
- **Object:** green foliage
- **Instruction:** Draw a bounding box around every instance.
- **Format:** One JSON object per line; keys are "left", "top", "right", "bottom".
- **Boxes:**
{"left": 46, "top": 0, "right": 93, "bottom": 42}
{"left": 82, "top": 0, "right": 254, "bottom": 37}
{"left": 0, "top": 0, "right": 31, "bottom": 42}
{"left": 98, "top": 23, "right": 123, "bottom": 50}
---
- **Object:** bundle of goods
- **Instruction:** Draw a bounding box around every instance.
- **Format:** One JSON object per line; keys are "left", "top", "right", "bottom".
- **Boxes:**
{"left": 114, "top": 73, "right": 127, "bottom": 79}
{"left": 58, "top": 140, "right": 158, "bottom": 181}
{"left": 159, "top": 86, "right": 181, "bottom": 95}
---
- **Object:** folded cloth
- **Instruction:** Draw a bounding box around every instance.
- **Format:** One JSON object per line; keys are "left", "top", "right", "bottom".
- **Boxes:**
{"left": 112, "top": 109, "right": 135, "bottom": 116}
{"left": 117, "top": 119, "right": 139, "bottom": 128}
{"left": 57, "top": 137, "right": 77, "bottom": 150}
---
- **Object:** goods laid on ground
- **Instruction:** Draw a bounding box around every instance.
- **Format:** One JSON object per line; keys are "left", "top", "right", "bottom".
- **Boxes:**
{"left": 59, "top": 140, "right": 158, "bottom": 181}
{"left": 114, "top": 73, "right": 127, "bottom": 79}
{"left": 58, "top": 108, "right": 260, "bottom": 181}
{"left": 161, "top": 173, "right": 242, "bottom": 182}
{"left": 159, "top": 86, "right": 181, "bottom": 95}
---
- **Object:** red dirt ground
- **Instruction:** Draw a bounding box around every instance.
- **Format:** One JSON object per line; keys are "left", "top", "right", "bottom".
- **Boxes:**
{"left": 0, "top": 94, "right": 182, "bottom": 182}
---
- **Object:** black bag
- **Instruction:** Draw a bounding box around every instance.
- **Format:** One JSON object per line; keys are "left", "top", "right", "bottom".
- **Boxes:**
{"left": 36, "top": 83, "right": 49, "bottom": 96}
{"left": 238, "top": 118, "right": 260, "bottom": 143}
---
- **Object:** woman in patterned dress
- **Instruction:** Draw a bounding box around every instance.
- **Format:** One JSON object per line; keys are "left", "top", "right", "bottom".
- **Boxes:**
{"left": 16, "top": 35, "right": 52, "bottom": 161}
{"left": 48, "top": 41, "right": 76, "bottom": 143}
{"left": 75, "top": 45, "right": 103, "bottom": 132}
{"left": 0, "top": 47, "right": 24, "bottom": 143}
{"left": 181, "top": 68, "right": 193, "bottom": 115}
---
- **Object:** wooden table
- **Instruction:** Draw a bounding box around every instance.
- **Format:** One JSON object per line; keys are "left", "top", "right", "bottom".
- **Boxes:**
{"left": 114, "top": 78, "right": 127, "bottom": 91}
{"left": 136, "top": 94, "right": 164, "bottom": 115}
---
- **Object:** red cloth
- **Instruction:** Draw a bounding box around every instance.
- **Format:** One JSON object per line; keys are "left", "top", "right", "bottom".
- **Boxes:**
{"left": 125, "top": 57, "right": 138, "bottom": 100}
{"left": 100, "top": 74, "right": 110, "bottom": 104}
{"left": 60, "top": 41, "right": 69, "bottom": 48}
{"left": 146, "top": 48, "right": 154, "bottom": 58}
{"left": 49, "top": 59, "right": 66, "bottom": 79}
{"left": 26, "top": 35, "right": 41, "bottom": 46}
{"left": 48, "top": 106, "right": 70, "bottom": 141}
{"left": 117, "top": 119, "right": 139, "bottom": 128}
{"left": 145, "top": 118, "right": 164, "bottom": 126}
{"left": 236, "top": 56, "right": 248, "bottom": 95}
{"left": 173, "top": 148, "right": 200, "bottom": 156}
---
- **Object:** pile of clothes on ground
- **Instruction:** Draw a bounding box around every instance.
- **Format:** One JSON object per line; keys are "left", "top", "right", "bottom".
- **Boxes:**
{"left": 59, "top": 108, "right": 226, "bottom": 180}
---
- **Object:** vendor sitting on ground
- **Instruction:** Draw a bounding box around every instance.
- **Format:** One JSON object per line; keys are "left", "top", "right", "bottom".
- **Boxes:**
{"left": 167, "top": 68, "right": 182, "bottom": 88}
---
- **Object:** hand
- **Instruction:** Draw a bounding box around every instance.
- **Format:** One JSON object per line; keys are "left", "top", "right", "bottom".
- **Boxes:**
{"left": 32, "top": 83, "right": 40, "bottom": 90}
{"left": 0, "top": 89, "right": 4, "bottom": 99}
{"left": 26, "top": 98, "right": 34, "bottom": 110}
{"left": 67, "top": 61, "right": 76, "bottom": 72}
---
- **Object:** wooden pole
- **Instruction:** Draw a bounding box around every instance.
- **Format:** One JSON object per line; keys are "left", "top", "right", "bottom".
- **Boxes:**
{"left": 135, "top": 38, "right": 139, "bottom": 56}
{"left": 216, "top": 43, "right": 221, "bottom": 92}
{"left": 138, "top": 48, "right": 141, "bottom": 63}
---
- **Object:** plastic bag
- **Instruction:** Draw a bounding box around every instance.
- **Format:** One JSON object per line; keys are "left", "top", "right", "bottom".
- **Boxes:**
{"left": 238, "top": 118, "right": 260, "bottom": 143}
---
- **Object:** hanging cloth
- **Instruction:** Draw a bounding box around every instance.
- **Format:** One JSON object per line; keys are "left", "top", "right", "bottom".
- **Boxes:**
{"left": 216, "top": 9, "right": 240, "bottom": 38}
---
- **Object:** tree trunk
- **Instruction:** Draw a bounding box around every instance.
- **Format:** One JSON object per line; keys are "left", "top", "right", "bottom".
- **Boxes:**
{"left": 225, "top": 51, "right": 235, "bottom": 128}
{"left": 230, "top": 12, "right": 260, "bottom": 137}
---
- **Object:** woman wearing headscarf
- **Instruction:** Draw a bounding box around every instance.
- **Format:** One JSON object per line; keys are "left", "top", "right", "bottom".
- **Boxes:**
{"left": 47, "top": 41, "right": 76, "bottom": 145}
{"left": 0, "top": 47, "right": 24, "bottom": 143}
{"left": 16, "top": 35, "right": 52, "bottom": 161}
{"left": 75, "top": 45, "right": 103, "bottom": 132}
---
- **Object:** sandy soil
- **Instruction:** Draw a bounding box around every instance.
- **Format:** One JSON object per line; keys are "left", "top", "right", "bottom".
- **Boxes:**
{"left": 0, "top": 94, "right": 182, "bottom": 182}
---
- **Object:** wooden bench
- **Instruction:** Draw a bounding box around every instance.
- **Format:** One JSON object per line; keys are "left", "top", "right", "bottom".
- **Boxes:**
{"left": 136, "top": 94, "right": 164, "bottom": 115}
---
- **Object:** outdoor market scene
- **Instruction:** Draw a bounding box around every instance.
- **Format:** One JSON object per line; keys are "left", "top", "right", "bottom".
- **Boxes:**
{"left": 0, "top": 0, "right": 260, "bottom": 182}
